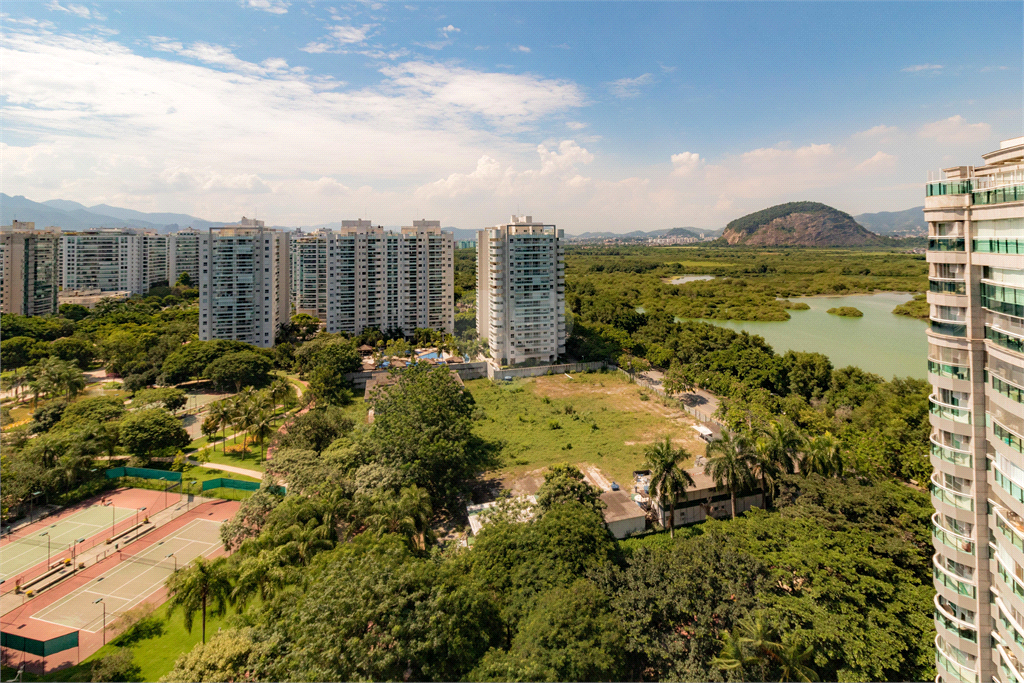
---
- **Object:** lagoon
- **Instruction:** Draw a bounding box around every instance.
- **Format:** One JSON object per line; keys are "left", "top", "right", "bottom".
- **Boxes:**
{"left": 698, "top": 292, "right": 928, "bottom": 380}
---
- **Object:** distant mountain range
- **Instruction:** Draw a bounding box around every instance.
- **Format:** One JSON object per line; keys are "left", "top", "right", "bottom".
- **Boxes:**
{"left": 852, "top": 206, "right": 927, "bottom": 237}
{"left": 2, "top": 193, "right": 927, "bottom": 242}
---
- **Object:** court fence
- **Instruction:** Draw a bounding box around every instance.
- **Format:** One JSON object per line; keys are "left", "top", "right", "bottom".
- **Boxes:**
{"left": 0, "top": 630, "right": 78, "bottom": 657}
{"left": 201, "top": 478, "right": 285, "bottom": 495}
{"left": 105, "top": 467, "right": 182, "bottom": 482}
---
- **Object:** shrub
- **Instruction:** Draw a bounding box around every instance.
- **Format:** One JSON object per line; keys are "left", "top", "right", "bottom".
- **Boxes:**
{"left": 548, "top": 420, "right": 562, "bottom": 430}
{"left": 91, "top": 647, "right": 139, "bottom": 682}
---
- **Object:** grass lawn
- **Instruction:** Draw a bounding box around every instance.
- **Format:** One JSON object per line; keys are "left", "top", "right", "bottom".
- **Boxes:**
{"left": 0, "top": 601, "right": 241, "bottom": 682}
{"left": 467, "top": 372, "right": 708, "bottom": 489}
{"left": 185, "top": 408, "right": 296, "bottom": 472}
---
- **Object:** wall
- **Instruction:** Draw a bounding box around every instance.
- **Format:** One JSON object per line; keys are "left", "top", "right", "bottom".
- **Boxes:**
{"left": 345, "top": 361, "right": 491, "bottom": 390}
{"left": 486, "top": 360, "right": 607, "bottom": 380}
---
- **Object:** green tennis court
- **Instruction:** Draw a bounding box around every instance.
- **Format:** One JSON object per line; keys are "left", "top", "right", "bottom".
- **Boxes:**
{"left": 32, "top": 519, "right": 223, "bottom": 632}
{"left": 1, "top": 506, "right": 137, "bottom": 582}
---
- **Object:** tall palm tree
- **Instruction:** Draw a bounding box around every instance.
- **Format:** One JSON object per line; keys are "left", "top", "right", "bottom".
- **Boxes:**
{"left": 269, "top": 378, "right": 291, "bottom": 410}
{"left": 764, "top": 420, "right": 803, "bottom": 475}
{"left": 705, "top": 431, "right": 754, "bottom": 519}
{"left": 251, "top": 409, "right": 276, "bottom": 462}
{"left": 398, "top": 485, "right": 433, "bottom": 550}
{"left": 165, "top": 556, "right": 233, "bottom": 644}
{"left": 712, "top": 629, "right": 756, "bottom": 675}
{"left": 233, "top": 399, "right": 259, "bottom": 458}
{"left": 747, "top": 436, "right": 783, "bottom": 510}
{"left": 274, "top": 518, "right": 335, "bottom": 565}
{"left": 802, "top": 432, "right": 843, "bottom": 478}
{"left": 230, "top": 552, "right": 291, "bottom": 608}
{"left": 644, "top": 436, "right": 695, "bottom": 538}
{"left": 209, "top": 400, "right": 234, "bottom": 455}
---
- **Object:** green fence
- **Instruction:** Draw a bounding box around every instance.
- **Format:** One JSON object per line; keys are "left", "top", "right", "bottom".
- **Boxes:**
{"left": 105, "top": 467, "right": 182, "bottom": 482}
{"left": 1, "top": 630, "right": 78, "bottom": 656}
{"left": 202, "top": 478, "right": 284, "bottom": 495}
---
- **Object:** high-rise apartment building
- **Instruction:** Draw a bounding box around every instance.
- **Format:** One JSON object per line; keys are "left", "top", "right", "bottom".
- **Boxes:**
{"left": 927, "top": 137, "right": 1024, "bottom": 683}
{"left": 60, "top": 228, "right": 166, "bottom": 295}
{"left": 169, "top": 227, "right": 201, "bottom": 285}
{"left": 290, "top": 219, "right": 454, "bottom": 335}
{"left": 0, "top": 221, "right": 59, "bottom": 316}
{"left": 198, "top": 219, "right": 290, "bottom": 349}
{"left": 476, "top": 216, "right": 565, "bottom": 365}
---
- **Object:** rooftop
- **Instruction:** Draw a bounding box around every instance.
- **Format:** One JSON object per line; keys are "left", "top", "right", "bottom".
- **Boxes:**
{"left": 600, "top": 490, "right": 645, "bottom": 524}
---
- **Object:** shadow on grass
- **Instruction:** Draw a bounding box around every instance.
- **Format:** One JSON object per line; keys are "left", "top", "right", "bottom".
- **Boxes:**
{"left": 112, "top": 616, "right": 166, "bottom": 646}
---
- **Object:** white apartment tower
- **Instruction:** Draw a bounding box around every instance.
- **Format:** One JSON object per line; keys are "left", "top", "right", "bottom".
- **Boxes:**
{"left": 198, "top": 220, "right": 290, "bottom": 349}
{"left": 0, "top": 221, "right": 59, "bottom": 316}
{"left": 169, "top": 227, "right": 201, "bottom": 286}
{"left": 290, "top": 219, "right": 454, "bottom": 335}
{"left": 60, "top": 228, "right": 166, "bottom": 295}
{"left": 926, "top": 137, "right": 1024, "bottom": 683}
{"left": 477, "top": 216, "right": 565, "bottom": 365}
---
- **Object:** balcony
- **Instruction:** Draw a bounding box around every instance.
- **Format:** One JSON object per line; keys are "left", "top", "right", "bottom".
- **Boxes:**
{"left": 935, "top": 635, "right": 979, "bottom": 683}
{"left": 931, "top": 439, "right": 973, "bottom": 467}
{"left": 933, "top": 554, "right": 977, "bottom": 598}
{"left": 974, "top": 238, "right": 1024, "bottom": 255}
{"left": 931, "top": 279, "right": 967, "bottom": 295}
{"left": 929, "top": 360, "right": 970, "bottom": 381}
{"left": 930, "top": 472, "right": 974, "bottom": 511}
{"left": 932, "top": 512, "right": 975, "bottom": 554}
{"left": 930, "top": 396, "right": 972, "bottom": 424}
{"left": 929, "top": 238, "right": 966, "bottom": 252}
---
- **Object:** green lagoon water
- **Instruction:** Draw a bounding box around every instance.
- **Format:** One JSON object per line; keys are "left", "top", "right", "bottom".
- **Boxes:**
{"left": 698, "top": 292, "right": 928, "bottom": 380}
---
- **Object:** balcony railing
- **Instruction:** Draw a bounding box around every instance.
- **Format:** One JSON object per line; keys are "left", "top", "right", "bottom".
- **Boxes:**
{"left": 929, "top": 238, "right": 967, "bottom": 252}
{"left": 931, "top": 279, "right": 968, "bottom": 295}
{"left": 974, "top": 185, "right": 1024, "bottom": 205}
{"left": 931, "top": 472, "right": 975, "bottom": 511}
{"left": 930, "top": 397, "right": 972, "bottom": 424}
{"left": 929, "top": 360, "right": 970, "bottom": 380}
{"left": 974, "top": 238, "right": 1024, "bottom": 255}
{"left": 927, "top": 181, "right": 973, "bottom": 196}
{"left": 933, "top": 554, "right": 977, "bottom": 598}
{"left": 931, "top": 439, "right": 973, "bottom": 467}
{"left": 935, "top": 635, "right": 979, "bottom": 683}
{"left": 932, "top": 513, "right": 975, "bottom": 554}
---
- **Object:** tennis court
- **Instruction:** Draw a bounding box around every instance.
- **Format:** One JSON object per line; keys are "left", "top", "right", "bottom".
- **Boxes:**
{"left": 1, "top": 506, "right": 137, "bottom": 582}
{"left": 32, "top": 519, "right": 223, "bottom": 632}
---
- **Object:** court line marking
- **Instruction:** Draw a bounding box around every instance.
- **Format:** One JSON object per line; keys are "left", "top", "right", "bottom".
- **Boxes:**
{"left": 29, "top": 519, "right": 224, "bottom": 633}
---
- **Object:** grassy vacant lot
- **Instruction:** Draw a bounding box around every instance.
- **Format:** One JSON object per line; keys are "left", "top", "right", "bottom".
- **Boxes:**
{"left": 467, "top": 372, "right": 707, "bottom": 491}
{"left": 0, "top": 601, "right": 239, "bottom": 682}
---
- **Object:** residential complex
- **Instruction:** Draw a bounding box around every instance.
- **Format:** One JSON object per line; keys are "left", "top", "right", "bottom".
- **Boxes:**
{"left": 169, "top": 227, "right": 201, "bottom": 285}
{"left": 0, "top": 221, "right": 60, "bottom": 316}
{"left": 198, "top": 219, "right": 290, "bottom": 349}
{"left": 926, "top": 136, "right": 1024, "bottom": 683}
{"left": 290, "top": 219, "right": 454, "bottom": 336}
{"left": 476, "top": 215, "right": 565, "bottom": 365}
{"left": 59, "top": 228, "right": 168, "bottom": 295}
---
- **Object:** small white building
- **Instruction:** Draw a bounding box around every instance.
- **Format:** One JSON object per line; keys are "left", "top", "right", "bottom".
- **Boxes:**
{"left": 652, "top": 465, "right": 763, "bottom": 526}
{"left": 600, "top": 490, "right": 646, "bottom": 539}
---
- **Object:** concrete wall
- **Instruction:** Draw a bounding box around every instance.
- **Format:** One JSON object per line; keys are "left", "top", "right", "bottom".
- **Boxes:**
{"left": 346, "top": 361, "right": 491, "bottom": 390}
{"left": 607, "top": 516, "right": 647, "bottom": 540}
{"left": 486, "top": 360, "right": 607, "bottom": 380}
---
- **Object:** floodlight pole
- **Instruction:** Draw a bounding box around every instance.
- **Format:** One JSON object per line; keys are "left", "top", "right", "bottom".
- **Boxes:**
{"left": 39, "top": 532, "right": 50, "bottom": 568}
{"left": 167, "top": 552, "right": 176, "bottom": 572}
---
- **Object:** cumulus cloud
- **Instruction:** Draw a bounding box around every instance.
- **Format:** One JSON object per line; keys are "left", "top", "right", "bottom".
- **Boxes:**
{"left": 918, "top": 115, "right": 992, "bottom": 144}
{"left": 301, "top": 24, "right": 373, "bottom": 53}
{"left": 538, "top": 140, "right": 593, "bottom": 175}
{"left": 244, "top": 0, "right": 290, "bottom": 14}
{"left": 854, "top": 151, "right": 897, "bottom": 172}
{"left": 670, "top": 152, "right": 702, "bottom": 176}
{"left": 902, "top": 64, "right": 943, "bottom": 73}
{"left": 607, "top": 73, "right": 653, "bottom": 98}
{"left": 565, "top": 121, "right": 587, "bottom": 130}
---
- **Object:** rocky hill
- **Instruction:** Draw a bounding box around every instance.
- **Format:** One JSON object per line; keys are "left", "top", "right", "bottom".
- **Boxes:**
{"left": 722, "top": 201, "right": 885, "bottom": 247}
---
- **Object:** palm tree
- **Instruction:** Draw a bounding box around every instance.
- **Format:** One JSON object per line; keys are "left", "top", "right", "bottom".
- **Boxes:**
{"left": 165, "top": 556, "right": 233, "bottom": 644}
{"left": 233, "top": 400, "right": 259, "bottom": 458}
{"left": 398, "top": 485, "right": 433, "bottom": 550}
{"left": 712, "top": 629, "right": 756, "bottom": 675}
{"left": 39, "top": 357, "right": 85, "bottom": 402}
{"left": 269, "top": 378, "right": 291, "bottom": 410}
{"left": 705, "top": 431, "right": 754, "bottom": 519}
{"left": 251, "top": 409, "right": 276, "bottom": 462}
{"left": 644, "top": 436, "right": 695, "bottom": 538}
{"left": 230, "top": 553, "right": 291, "bottom": 608}
{"left": 208, "top": 400, "right": 234, "bottom": 455}
{"left": 747, "top": 436, "right": 783, "bottom": 510}
{"left": 274, "top": 518, "right": 335, "bottom": 565}
{"left": 775, "top": 631, "right": 817, "bottom": 682}
{"left": 764, "top": 420, "right": 803, "bottom": 475}
{"left": 801, "top": 432, "right": 843, "bottom": 478}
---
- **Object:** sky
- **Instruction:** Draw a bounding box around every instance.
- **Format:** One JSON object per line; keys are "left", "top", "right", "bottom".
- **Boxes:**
{"left": 2, "top": 1, "right": 1022, "bottom": 232}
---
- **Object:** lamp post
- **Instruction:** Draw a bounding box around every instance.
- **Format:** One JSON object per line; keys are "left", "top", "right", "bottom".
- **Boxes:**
{"left": 111, "top": 503, "right": 116, "bottom": 536}
{"left": 39, "top": 532, "right": 50, "bottom": 568}
{"left": 166, "top": 553, "right": 176, "bottom": 572}
{"left": 73, "top": 538, "right": 85, "bottom": 567}
{"left": 159, "top": 478, "right": 168, "bottom": 508}
{"left": 93, "top": 598, "right": 106, "bottom": 644}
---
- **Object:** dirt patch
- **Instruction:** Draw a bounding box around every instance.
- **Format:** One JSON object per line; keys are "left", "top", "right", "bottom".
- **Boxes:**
{"left": 578, "top": 463, "right": 613, "bottom": 491}
{"left": 500, "top": 467, "right": 547, "bottom": 497}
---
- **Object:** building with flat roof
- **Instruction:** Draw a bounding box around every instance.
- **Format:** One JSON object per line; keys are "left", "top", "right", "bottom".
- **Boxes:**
{"left": 58, "top": 288, "right": 132, "bottom": 308}
{"left": 169, "top": 227, "right": 201, "bottom": 286}
{"left": 59, "top": 228, "right": 166, "bottom": 295}
{"left": 290, "top": 219, "right": 454, "bottom": 336}
{"left": 476, "top": 216, "right": 565, "bottom": 366}
{"left": 0, "top": 221, "right": 59, "bottom": 316}
{"left": 198, "top": 221, "right": 290, "bottom": 349}
{"left": 925, "top": 136, "right": 1024, "bottom": 683}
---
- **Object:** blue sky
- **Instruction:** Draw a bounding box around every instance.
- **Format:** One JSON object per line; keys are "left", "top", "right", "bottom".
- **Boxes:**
{"left": 2, "top": 1, "right": 1021, "bottom": 231}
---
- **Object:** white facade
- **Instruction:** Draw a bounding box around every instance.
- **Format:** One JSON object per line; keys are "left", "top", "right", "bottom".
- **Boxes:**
{"left": 169, "top": 227, "right": 201, "bottom": 285}
{"left": 59, "top": 228, "right": 164, "bottom": 295}
{"left": 0, "top": 221, "right": 59, "bottom": 316}
{"left": 477, "top": 216, "right": 565, "bottom": 365}
{"left": 289, "top": 219, "right": 454, "bottom": 336}
{"left": 925, "top": 137, "right": 1024, "bottom": 683}
{"left": 198, "top": 221, "right": 290, "bottom": 349}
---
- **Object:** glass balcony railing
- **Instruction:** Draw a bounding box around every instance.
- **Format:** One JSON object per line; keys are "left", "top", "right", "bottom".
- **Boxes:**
{"left": 991, "top": 374, "right": 1024, "bottom": 404}
{"left": 930, "top": 397, "right": 972, "bottom": 424}
{"left": 932, "top": 322, "right": 968, "bottom": 338}
{"left": 927, "top": 181, "right": 973, "bottom": 196}
{"left": 929, "top": 238, "right": 967, "bottom": 252}
{"left": 931, "top": 280, "right": 968, "bottom": 295}
{"left": 930, "top": 473, "right": 974, "bottom": 511}
{"left": 936, "top": 645, "right": 979, "bottom": 683}
{"left": 929, "top": 360, "right": 970, "bottom": 380}
{"left": 932, "top": 513, "right": 975, "bottom": 554}
{"left": 933, "top": 555, "right": 977, "bottom": 598}
{"left": 974, "top": 185, "right": 1024, "bottom": 205}
{"left": 931, "top": 440, "right": 972, "bottom": 467}
{"left": 973, "top": 238, "right": 1024, "bottom": 255}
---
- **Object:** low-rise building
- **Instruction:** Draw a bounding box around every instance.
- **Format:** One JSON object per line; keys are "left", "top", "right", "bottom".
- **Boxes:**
{"left": 58, "top": 288, "right": 132, "bottom": 308}
{"left": 600, "top": 490, "right": 647, "bottom": 539}
{"left": 649, "top": 464, "right": 762, "bottom": 526}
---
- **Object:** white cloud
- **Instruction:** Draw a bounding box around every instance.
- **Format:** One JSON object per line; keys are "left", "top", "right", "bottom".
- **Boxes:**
{"left": 565, "top": 121, "right": 587, "bottom": 130}
{"left": 658, "top": 62, "right": 676, "bottom": 73}
{"left": 330, "top": 24, "right": 372, "bottom": 44}
{"left": 980, "top": 65, "right": 1009, "bottom": 73}
{"left": 607, "top": 73, "right": 653, "bottom": 99}
{"left": 46, "top": 0, "right": 92, "bottom": 18}
{"left": 853, "top": 124, "right": 898, "bottom": 139}
{"left": 513, "top": 45, "right": 531, "bottom": 53}
{"left": 853, "top": 151, "right": 897, "bottom": 172}
{"left": 441, "top": 24, "right": 459, "bottom": 35}
{"left": 301, "top": 23, "right": 373, "bottom": 53}
{"left": 538, "top": 140, "right": 593, "bottom": 175}
{"left": 244, "top": 0, "right": 290, "bottom": 14}
{"left": 553, "top": 43, "right": 571, "bottom": 50}
{"left": 670, "top": 152, "right": 702, "bottom": 176}
{"left": 918, "top": 115, "right": 992, "bottom": 144}
{"left": 902, "top": 64, "right": 943, "bottom": 73}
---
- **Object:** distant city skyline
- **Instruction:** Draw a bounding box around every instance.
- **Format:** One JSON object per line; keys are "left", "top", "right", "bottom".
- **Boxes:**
{"left": 3, "top": 1, "right": 1021, "bottom": 232}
